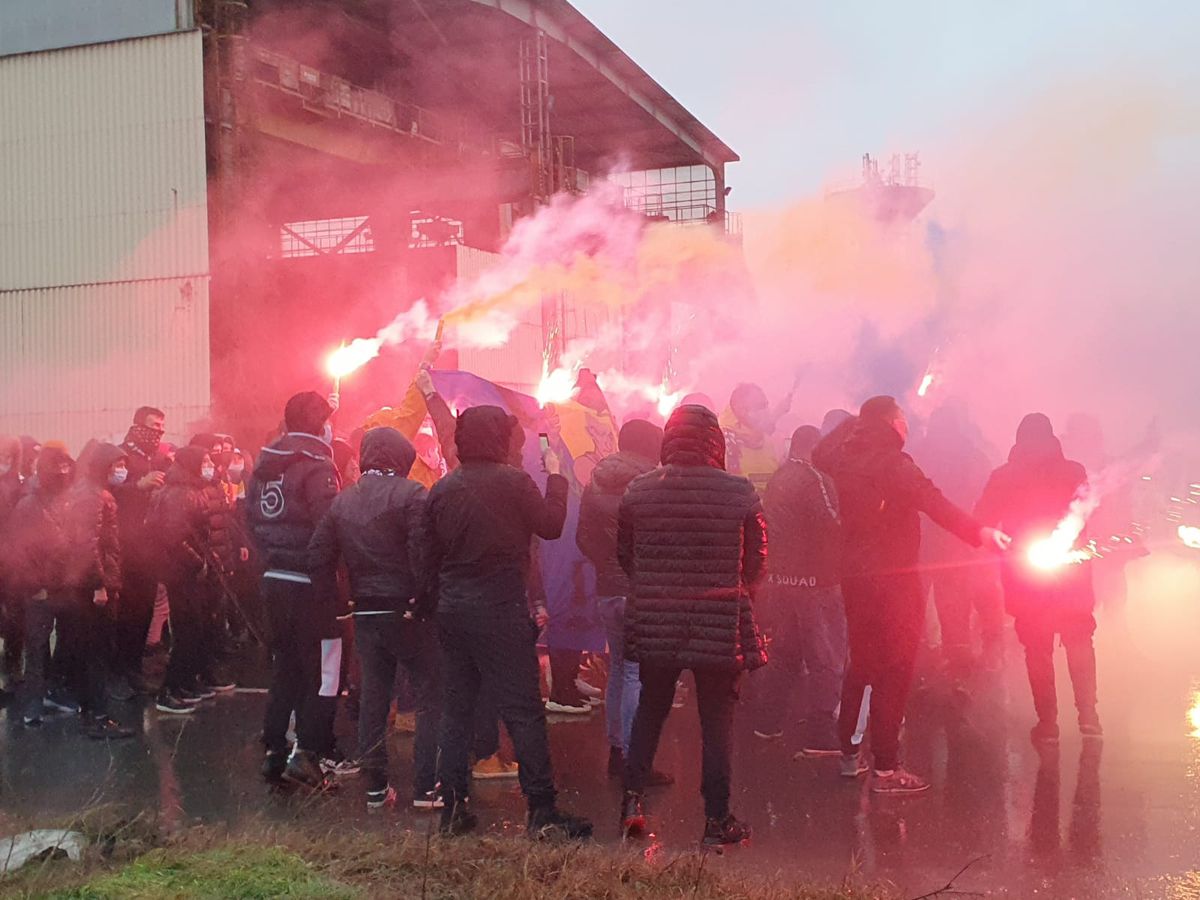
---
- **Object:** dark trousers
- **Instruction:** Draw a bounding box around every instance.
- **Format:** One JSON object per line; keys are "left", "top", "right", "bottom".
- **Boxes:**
{"left": 111, "top": 566, "right": 157, "bottom": 681}
{"left": 437, "top": 610, "right": 556, "bottom": 810}
{"left": 356, "top": 612, "right": 441, "bottom": 796}
{"left": 2, "top": 587, "right": 26, "bottom": 682}
{"left": 1015, "top": 613, "right": 1098, "bottom": 725}
{"left": 163, "top": 578, "right": 213, "bottom": 692}
{"left": 21, "top": 592, "right": 71, "bottom": 717}
{"left": 472, "top": 690, "right": 502, "bottom": 760}
{"left": 752, "top": 584, "right": 847, "bottom": 743}
{"left": 262, "top": 577, "right": 335, "bottom": 756}
{"left": 54, "top": 590, "right": 109, "bottom": 717}
{"left": 625, "top": 665, "right": 739, "bottom": 820}
{"left": 548, "top": 648, "right": 583, "bottom": 704}
{"left": 932, "top": 565, "right": 1004, "bottom": 677}
{"left": 837, "top": 575, "right": 923, "bottom": 771}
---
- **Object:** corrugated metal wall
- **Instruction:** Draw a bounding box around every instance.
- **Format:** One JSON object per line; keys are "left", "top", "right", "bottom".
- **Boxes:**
{"left": 0, "top": 30, "right": 210, "bottom": 451}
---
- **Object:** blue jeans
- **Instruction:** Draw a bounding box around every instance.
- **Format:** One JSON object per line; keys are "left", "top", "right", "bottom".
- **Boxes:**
{"left": 599, "top": 595, "right": 640, "bottom": 754}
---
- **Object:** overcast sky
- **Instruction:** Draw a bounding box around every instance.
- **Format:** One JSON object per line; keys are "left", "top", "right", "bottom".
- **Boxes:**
{"left": 573, "top": 1, "right": 1198, "bottom": 207}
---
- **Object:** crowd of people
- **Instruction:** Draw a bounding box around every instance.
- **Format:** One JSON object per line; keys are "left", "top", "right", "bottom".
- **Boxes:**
{"left": 0, "top": 354, "right": 1110, "bottom": 847}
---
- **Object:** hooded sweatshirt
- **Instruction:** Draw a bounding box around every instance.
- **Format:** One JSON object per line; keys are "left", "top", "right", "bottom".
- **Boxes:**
{"left": 61, "top": 442, "right": 126, "bottom": 594}
{"left": 146, "top": 446, "right": 214, "bottom": 583}
{"left": 7, "top": 447, "right": 74, "bottom": 595}
{"left": 975, "top": 414, "right": 1094, "bottom": 620}
{"left": 576, "top": 421, "right": 663, "bottom": 597}
{"left": 617, "top": 405, "right": 768, "bottom": 672}
{"left": 424, "top": 406, "right": 568, "bottom": 617}
{"left": 308, "top": 427, "right": 428, "bottom": 614}
{"left": 246, "top": 432, "right": 340, "bottom": 579}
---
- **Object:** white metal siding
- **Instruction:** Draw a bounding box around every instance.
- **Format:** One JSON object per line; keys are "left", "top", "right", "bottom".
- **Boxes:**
{"left": 0, "top": 30, "right": 210, "bottom": 450}
{"left": 0, "top": 278, "right": 211, "bottom": 452}
{"left": 0, "top": 30, "right": 208, "bottom": 289}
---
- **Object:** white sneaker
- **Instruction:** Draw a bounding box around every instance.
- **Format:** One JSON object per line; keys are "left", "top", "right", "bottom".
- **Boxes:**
{"left": 575, "top": 677, "right": 603, "bottom": 700}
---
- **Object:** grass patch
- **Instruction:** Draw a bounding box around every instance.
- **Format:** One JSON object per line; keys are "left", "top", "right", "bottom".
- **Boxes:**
{"left": 3, "top": 823, "right": 881, "bottom": 899}
{"left": 41, "top": 846, "right": 355, "bottom": 900}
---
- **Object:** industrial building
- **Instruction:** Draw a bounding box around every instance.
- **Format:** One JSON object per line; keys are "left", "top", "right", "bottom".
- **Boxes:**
{"left": 0, "top": 0, "right": 738, "bottom": 448}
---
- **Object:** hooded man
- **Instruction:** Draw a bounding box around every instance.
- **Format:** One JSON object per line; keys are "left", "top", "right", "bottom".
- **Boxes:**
{"left": 9, "top": 447, "right": 76, "bottom": 725}
{"left": 618, "top": 405, "right": 767, "bottom": 848}
{"left": 309, "top": 427, "right": 438, "bottom": 812}
{"left": 813, "top": 396, "right": 1008, "bottom": 794}
{"left": 147, "top": 445, "right": 231, "bottom": 715}
{"left": 752, "top": 424, "right": 846, "bottom": 755}
{"left": 576, "top": 419, "right": 674, "bottom": 782}
{"left": 247, "top": 390, "right": 345, "bottom": 789}
{"left": 108, "top": 406, "right": 169, "bottom": 701}
{"left": 59, "top": 442, "right": 134, "bottom": 739}
{"left": 425, "top": 405, "right": 591, "bottom": 841}
{"left": 975, "top": 414, "right": 1101, "bottom": 744}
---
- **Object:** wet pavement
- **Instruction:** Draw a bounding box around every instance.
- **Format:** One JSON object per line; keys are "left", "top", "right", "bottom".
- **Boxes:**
{"left": 2, "top": 555, "right": 1200, "bottom": 898}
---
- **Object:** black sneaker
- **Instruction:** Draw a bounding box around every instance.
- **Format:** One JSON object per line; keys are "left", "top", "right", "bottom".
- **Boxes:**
{"left": 23, "top": 715, "right": 42, "bottom": 728}
{"left": 44, "top": 689, "right": 81, "bottom": 715}
{"left": 262, "top": 750, "right": 288, "bottom": 783}
{"left": 621, "top": 791, "right": 646, "bottom": 838}
{"left": 703, "top": 814, "right": 751, "bottom": 847}
{"left": 646, "top": 769, "right": 675, "bottom": 788}
{"left": 439, "top": 798, "right": 479, "bottom": 836}
{"left": 284, "top": 749, "right": 338, "bottom": 792}
{"left": 412, "top": 789, "right": 445, "bottom": 810}
{"left": 1031, "top": 721, "right": 1060, "bottom": 746}
{"left": 190, "top": 680, "right": 217, "bottom": 700}
{"left": 84, "top": 717, "right": 136, "bottom": 740}
{"left": 175, "top": 686, "right": 205, "bottom": 706}
{"left": 1079, "top": 711, "right": 1104, "bottom": 740}
{"left": 527, "top": 805, "right": 593, "bottom": 841}
{"left": 155, "top": 690, "right": 195, "bottom": 715}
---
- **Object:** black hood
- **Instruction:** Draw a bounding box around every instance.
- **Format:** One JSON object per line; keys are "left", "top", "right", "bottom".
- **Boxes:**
{"left": 360, "top": 427, "right": 416, "bottom": 476}
{"left": 455, "top": 406, "right": 517, "bottom": 465}
{"left": 167, "top": 445, "right": 208, "bottom": 485}
{"left": 618, "top": 420, "right": 664, "bottom": 464}
{"left": 590, "top": 451, "right": 656, "bottom": 495}
{"left": 35, "top": 446, "right": 74, "bottom": 497}
{"left": 81, "top": 442, "right": 127, "bottom": 486}
{"left": 813, "top": 415, "right": 902, "bottom": 473}
{"left": 662, "top": 405, "right": 725, "bottom": 469}
{"left": 1009, "top": 413, "right": 1065, "bottom": 465}
{"left": 255, "top": 432, "right": 333, "bottom": 480}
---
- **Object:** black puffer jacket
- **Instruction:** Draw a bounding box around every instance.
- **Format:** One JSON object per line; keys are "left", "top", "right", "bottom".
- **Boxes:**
{"left": 309, "top": 428, "right": 428, "bottom": 614}
{"left": 146, "top": 446, "right": 214, "bottom": 584}
{"left": 7, "top": 448, "right": 73, "bottom": 596}
{"left": 425, "top": 406, "right": 567, "bottom": 617}
{"left": 61, "top": 442, "right": 125, "bottom": 594}
{"left": 246, "top": 433, "right": 339, "bottom": 577}
{"left": 617, "top": 405, "right": 768, "bottom": 672}
{"left": 576, "top": 451, "right": 657, "bottom": 596}
{"left": 813, "top": 417, "right": 981, "bottom": 582}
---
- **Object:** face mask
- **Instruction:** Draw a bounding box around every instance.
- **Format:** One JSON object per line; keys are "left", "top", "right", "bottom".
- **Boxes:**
{"left": 227, "top": 463, "right": 245, "bottom": 482}
{"left": 201, "top": 465, "right": 216, "bottom": 482}
{"left": 109, "top": 467, "right": 128, "bottom": 487}
{"left": 321, "top": 423, "right": 333, "bottom": 446}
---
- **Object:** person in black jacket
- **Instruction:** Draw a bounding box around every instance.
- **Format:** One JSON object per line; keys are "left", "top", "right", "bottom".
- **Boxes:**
{"left": 246, "top": 391, "right": 343, "bottom": 789}
{"left": 110, "top": 407, "right": 168, "bottom": 700}
{"left": 813, "top": 396, "right": 1009, "bottom": 794}
{"left": 146, "top": 446, "right": 224, "bottom": 714}
{"left": 0, "top": 435, "right": 27, "bottom": 693}
{"left": 426, "top": 405, "right": 591, "bottom": 840}
{"left": 309, "top": 427, "right": 439, "bottom": 812}
{"left": 59, "top": 441, "right": 135, "bottom": 740}
{"left": 10, "top": 447, "right": 76, "bottom": 726}
{"left": 618, "top": 405, "right": 767, "bottom": 848}
{"left": 975, "top": 413, "right": 1101, "bottom": 744}
{"left": 752, "top": 424, "right": 846, "bottom": 756}
{"left": 576, "top": 419, "right": 669, "bottom": 778}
